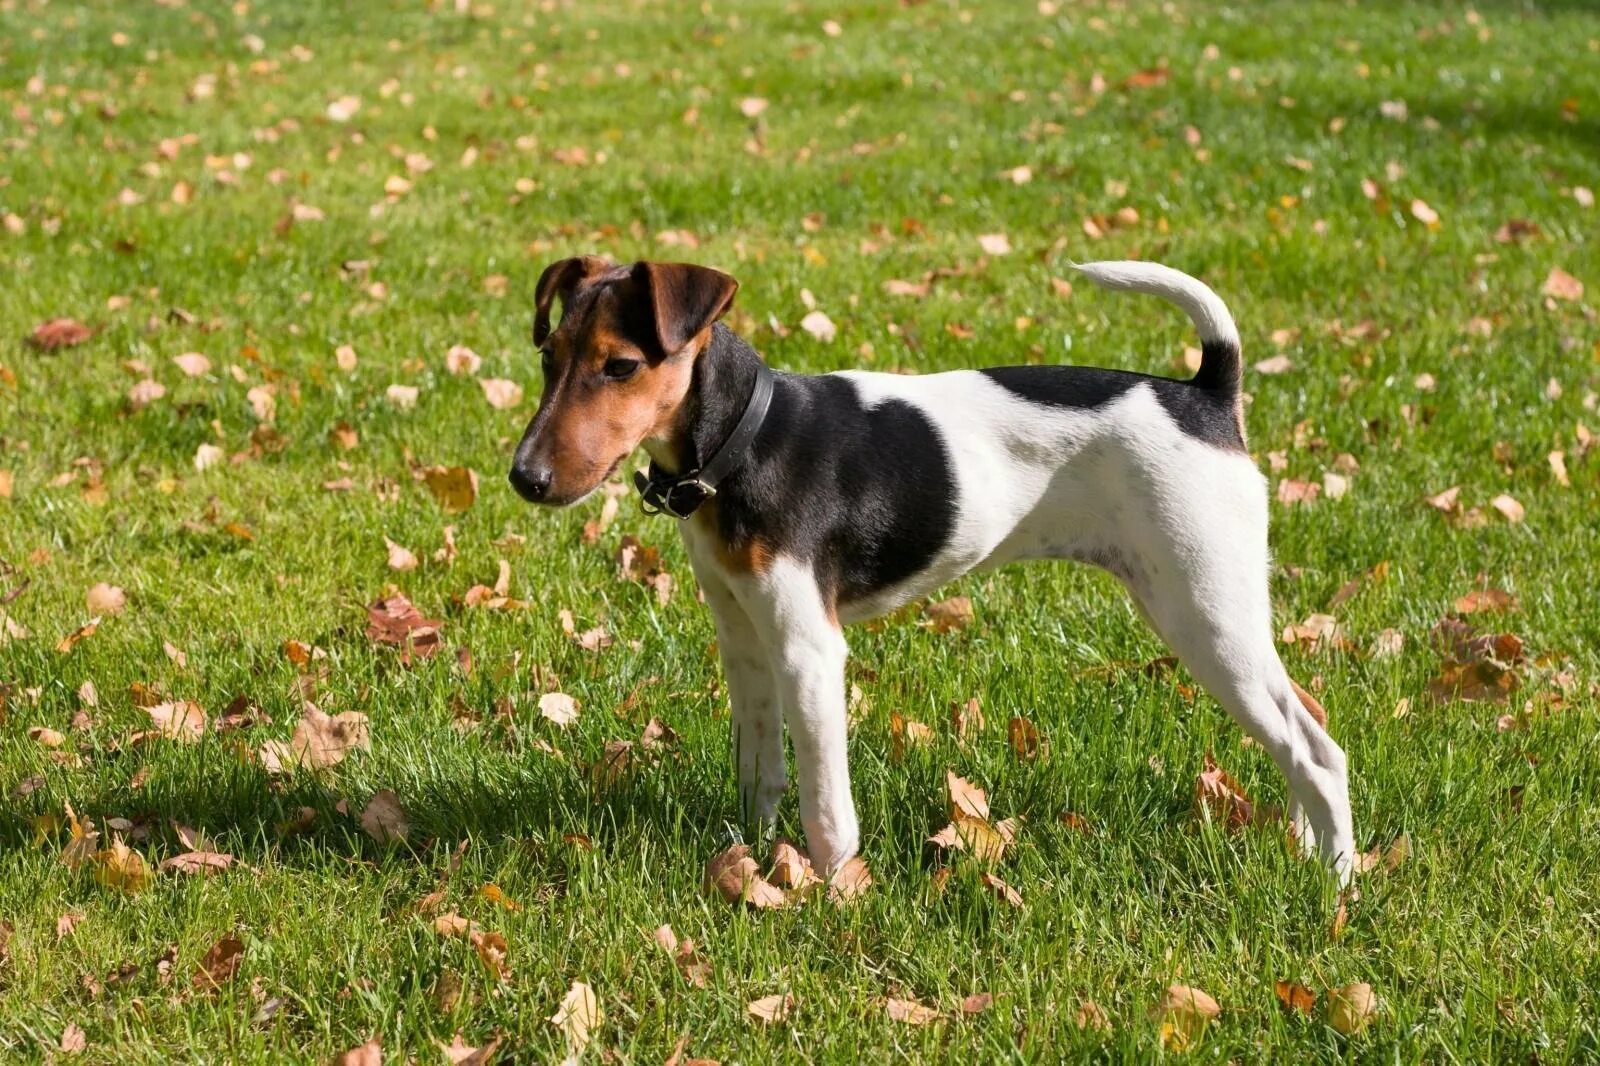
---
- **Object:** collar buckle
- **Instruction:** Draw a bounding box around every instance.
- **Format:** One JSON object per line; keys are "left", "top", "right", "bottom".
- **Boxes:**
{"left": 634, "top": 469, "right": 716, "bottom": 520}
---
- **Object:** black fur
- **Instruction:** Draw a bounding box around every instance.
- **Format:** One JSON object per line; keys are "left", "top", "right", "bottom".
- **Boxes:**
{"left": 979, "top": 364, "right": 1244, "bottom": 451}
{"left": 684, "top": 325, "right": 958, "bottom": 605}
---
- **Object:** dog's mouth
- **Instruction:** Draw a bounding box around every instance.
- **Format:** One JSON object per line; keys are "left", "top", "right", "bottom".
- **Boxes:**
{"left": 524, "top": 453, "right": 628, "bottom": 509}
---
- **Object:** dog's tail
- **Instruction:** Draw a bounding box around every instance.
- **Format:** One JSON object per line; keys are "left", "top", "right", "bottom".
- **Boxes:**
{"left": 1072, "top": 260, "right": 1242, "bottom": 395}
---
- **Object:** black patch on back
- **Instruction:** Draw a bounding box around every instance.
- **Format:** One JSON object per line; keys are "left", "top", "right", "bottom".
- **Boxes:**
{"left": 979, "top": 365, "right": 1244, "bottom": 451}
{"left": 699, "top": 334, "right": 957, "bottom": 606}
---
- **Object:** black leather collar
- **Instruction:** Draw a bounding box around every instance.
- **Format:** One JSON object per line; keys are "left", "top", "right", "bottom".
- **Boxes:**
{"left": 634, "top": 361, "right": 774, "bottom": 519}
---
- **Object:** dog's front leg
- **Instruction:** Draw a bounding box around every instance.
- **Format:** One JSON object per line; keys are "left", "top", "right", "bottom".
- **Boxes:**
{"left": 701, "top": 576, "right": 786, "bottom": 829}
{"left": 742, "top": 563, "right": 858, "bottom": 877}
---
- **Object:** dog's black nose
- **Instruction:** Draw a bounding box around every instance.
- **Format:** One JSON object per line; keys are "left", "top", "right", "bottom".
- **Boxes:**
{"left": 508, "top": 464, "right": 553, "bottom": 503}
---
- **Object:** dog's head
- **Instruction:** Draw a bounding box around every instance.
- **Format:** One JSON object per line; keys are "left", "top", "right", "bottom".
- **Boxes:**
{"left": 508, "top": 257, "right": 738, "bottom": 506}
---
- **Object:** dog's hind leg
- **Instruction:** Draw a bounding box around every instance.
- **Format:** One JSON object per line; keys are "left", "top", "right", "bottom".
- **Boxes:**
{"left": 1116, "top": 477, "right": 1355, "bottom": 885}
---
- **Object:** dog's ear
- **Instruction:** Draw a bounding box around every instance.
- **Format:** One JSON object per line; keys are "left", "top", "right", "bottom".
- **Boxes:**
{"left": 632, "top": 261, "right": 739, "bottom": 358}
{"left": 533, "top": 256, "right": 611, "bottom": 345}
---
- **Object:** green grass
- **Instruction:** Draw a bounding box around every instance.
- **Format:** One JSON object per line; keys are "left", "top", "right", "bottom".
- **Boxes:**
{"left": 2, "top": 0, "right": 1598, "bottom": 1060}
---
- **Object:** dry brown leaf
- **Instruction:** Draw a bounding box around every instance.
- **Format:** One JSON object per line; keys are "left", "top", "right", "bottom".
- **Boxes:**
{"left": 769, "top": 840, "right": 814, "bottom": 891}
{"left": 480, "top": 378, "right": 523, "bottom": 409}
{"left": 1455, "top": 587, "right": 1517, "bottom": 615}
{"left": 1277, "top": 478, "right": 1321, "bottom": 506}
{"left": 331, "top": 1038, "right": 382, "bottom": 1066}
{"left": 147, "top": 701, "right": 206, "bottom": 743}
{"left": 439, "top": 1033, "right": 501, "bottom": 1066}
{"left": 56, "top": 618, "right": 100, "bottom": 654}
{"left": 1194, "top": 752, "right": 1255, "bottom": 832}
{"left": 1007, "top": 716, "right": 1041, "bottom": 758}
{"left": 445, "top": 345, "right": 482, "bottom": 376}
{"left": 922, "top": 597, "right": 974, "bottom": 633}
{"left": 423, "top": 466, "right": 479, "bottom": 514}
{"left": 949, "top": 696, "right": 983, "bottom": 738}
{"left": 886, "top": 996, "right": 941, "bottom": 1025}
{"left": 59, "top": 1022, "right": 87, "bottom": 1054}
{"left": 30, "top": 725, "right": 66, "bottom": 748}
{"left": 827, "top": 856, "right": 873, "bottom": 903}
{"left": 1152, "top": 984, "right": 1220, "bottom": 1050}
{"left": 977, "top": 233, "right": 1012, "bottom": 256}
{"left": 539, "top": 692, "right": 580, "bottom": 728}
{"left": 1275, "top": 980, "right": 1317, "bottom": 1014}
{"left": 160, "top": 851, "right": 234, "bottom": 876}
{"left": 1542, "top": 267, "right": 1583, "bottom": 302}
{"left": 192, "top": 934, "right": 244, "bottom": 991}
{"left": 94, "top": 840, "right": 151, "bottom": 893}
{"left": 1326, "top": 982, "right": 1377, "bottom": 1035}
{"left": 946, "top": 771, "right": 989, "bottom": 821}
{"left": 359, "top": 789, "right": 409, "bottom": 844}
{"left": 799, "top": 310, "right": 837, "bottom": 342}
{"left": 1490, "top": 494, "right": 1524, "bottom": 523}
{"left": 1075, "top": 999, "right": 1112, "bottom": 1032}
{"left": 473, "top": 930, "right": 510, "bottom": 981}
{"left": 550, "top": 980, "right": 600, "bottom": 1052}
{"left": 259, "top": 705, "right": 370, "bottom": 774}
{"left": 385, "top": 537, "right": 419, "bottom": 572}
{"left": 705, "top": 845, "right": 788, "bottom": 910}
{"left": 365, "top": 594, "right": 443, "bottom": 661}
{"left": 85, "top": 583, "right": 126, "bottom": 616}
{"left": 980, "top": 872, "right": 1023, "bottom": 907}
{"left": 962, "top": 992, "right": 994, "bottom": 1015}
{"left": 1289, "top": 678, "right": 1329, "bottom": 729}
{"left": 28, "top": 318, "right": 95, "bottom": 351}
{"left": 746, "top": 992, "right": 795, "bottom": 1025}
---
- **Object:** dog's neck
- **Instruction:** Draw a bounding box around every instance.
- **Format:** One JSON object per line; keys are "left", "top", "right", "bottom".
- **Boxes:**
{"left": 643, "top": 322, "right": 768, "bottom": 477}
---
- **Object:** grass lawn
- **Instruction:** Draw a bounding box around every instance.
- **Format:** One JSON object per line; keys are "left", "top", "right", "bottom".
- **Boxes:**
{"left": 3, "top": 0, "right": 1598, "bottom": 1060}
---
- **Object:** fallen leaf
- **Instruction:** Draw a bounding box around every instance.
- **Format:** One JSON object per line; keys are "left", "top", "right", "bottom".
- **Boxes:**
{"left": 746, "top": 992, "right": 795, "bottom": 1025}
{"left": 1289, "top": 678, "right": 1328, "bottom": 729}
{"left": 1277, "top": 479, "right": 1321, "bottom": 506}
{"left": 946, "top": 771, "right": 989, "bottom": 821}
{"left": 193, "top": 443, "right": 225, "bottom": 472}
{"left": 30, "top": 725, "right": 66, "bottom": 748}
{"left": 1326, "top": 982, "right": 1377, "bottom": 1035}
{"left": 705, "top": 845, "right": 789, "bottom": 909}
{"left": 1542, "top": 267, "right": 1583, "bottom": 302}
{"left": 59, "top": 1022, "right": 87, "bottom": 1054}
{"left": 962, "top": 992, "right": 994, "bottom": 1015}
{"left": 94, "top": 840, "right": 151, "bottom": 893}
{"left": 480, "top": 378, "right": 523, "bottom": 409}
{"left": 1193, "top": 752, "right": 1254, "bottom": 831}
{"left": 1075, "top": 999, "right": 1112, "bottom": 1032}
{"left": 146, "top": 701, "right": 206, "bottom": 743}
{"left": 922, "top": 596, "right": 974, "bottom": 632}
{"left": 1152, "top": 984, "right": 1220, "bottom": 1050}
{"left": 385, "top": 536, "right": 419, "bottom": 572}
{"left": 439, "top": 1034, "right": 502, "bottom": 1065}
{"left": 85, "top": 583, "right": 126, "bottom": 615}
{"left": 980, "top": 872, "right": 1023, "bottom": 907}
{"left": 423, "top": 466, "right": 478, "bottom": 513}
{"left": 551, "top": 980, "right": 600, "bottom": 1053}
{"left": 386, "top": 384, "right": 420, "bottom": 410}
{"left": 192, "top": 934, "right": 244, "bottom": 991}
{"left": 799, "top": 309, "right": 837, "bottom": 342}
{"left": 160, "top": 851, "right": 233, "bottom": 876}
{"left": 1490, "top": 494, "right": 1524, "bottom": 523}
{"left": 1454, "top": 587, "right": 1517, "bottom": 615}
{"left": 1493, "top": 219, "right": 1541, "bottom": 243}
{"left": 1007, "top": 716, "right": 1040, "bottom": 758}
{"left": 977, "top": 233, "right": 1012, "bottom": 256}
{"left": 539, "top": 692, "right": 580, "bottom": 727}
{"left": 332, "top": 1039, "right": 382, "bottom": 1066}
{"left": 1254, "top": 354, "right": 1293, "bottom": 374}
{"left": 769, "top": 840, "right": 814, "bottom": 891}
{"left": 28, "top": 318, "right": 94, "bottom": 351}
{"left": 473, "top": 930, "right": 510, "bottom": 981}
{"left": 1410, "top": 198, "right": 1440, "bottom": 227}
{"left": 173, "top": 352, "right": 211, "bottom": 377}
{"left": 827, "top": 856, "right": 873, "bottom": 903}
{"left": 127, "top": 379, "right": 166, "bottom": 410}
{"left": 886, "top": 997, "right": 941, "bottom": 1025}
{"left": 1121, "top": 66, "right": 1170, "bottom": 89}
{"left": 259, "top": 705, "right": 370, "bottom": 773}
{"left": 444, "top": 345, "right": 482, "bottom": 376}
{"left": 1275, "top": 980, "right": 1317, "bottom": 1014}
{"left": 365, "top": 594, "right": 444, "bottom": 660}
{"left": 359, "top": 789, "right": 409, "bottom": 844}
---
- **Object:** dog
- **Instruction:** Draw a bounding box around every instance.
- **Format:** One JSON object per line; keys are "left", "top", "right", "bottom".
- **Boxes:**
{"left": 509, "top": 256, "right": 1354, "bottom": 886}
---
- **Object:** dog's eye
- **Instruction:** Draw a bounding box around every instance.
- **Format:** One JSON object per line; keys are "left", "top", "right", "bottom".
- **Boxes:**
{"left": 539, "top": 349, "right": 554, "bottom": 377}
{"left": 602, "top": 357, "right": 641, "bottom": 380}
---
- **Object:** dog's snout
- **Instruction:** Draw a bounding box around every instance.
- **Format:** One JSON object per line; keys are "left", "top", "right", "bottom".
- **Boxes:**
{"left": 508, "top": 463, "right": 553, "bottom": 503}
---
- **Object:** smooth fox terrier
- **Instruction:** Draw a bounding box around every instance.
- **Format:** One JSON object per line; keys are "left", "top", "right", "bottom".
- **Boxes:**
{"left": 509, "top": 256, "right": 1355, "bottom": 886}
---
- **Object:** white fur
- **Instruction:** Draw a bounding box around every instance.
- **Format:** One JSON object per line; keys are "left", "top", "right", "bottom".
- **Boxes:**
{"left": 680, "top": 262, "right": 1354, "bottom": 886}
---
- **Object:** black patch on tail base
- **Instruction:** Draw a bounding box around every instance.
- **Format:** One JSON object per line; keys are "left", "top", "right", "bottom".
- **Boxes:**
{"left": 696, "top": 331, "right": 958, "bottom": 606}
{"left": 979, "top": 364, "right": 1245, "bottom": 452}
